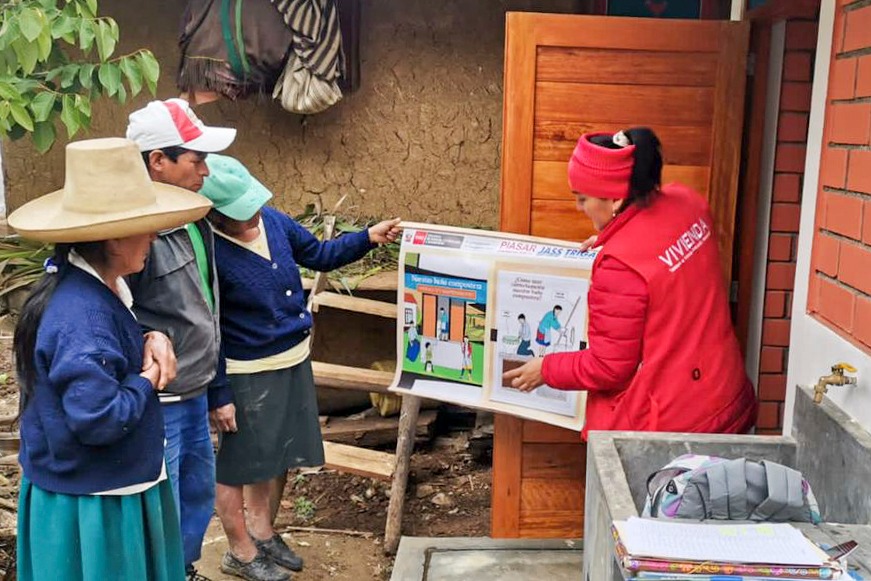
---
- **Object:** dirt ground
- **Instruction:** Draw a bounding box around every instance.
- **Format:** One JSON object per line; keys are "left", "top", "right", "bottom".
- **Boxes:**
{"left": 0, "top": 331, "right": 493, "bottom": 580}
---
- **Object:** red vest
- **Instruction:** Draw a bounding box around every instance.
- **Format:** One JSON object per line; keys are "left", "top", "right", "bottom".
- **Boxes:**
{"left": 585, "top": 184, "right": 757, "bottom": 434}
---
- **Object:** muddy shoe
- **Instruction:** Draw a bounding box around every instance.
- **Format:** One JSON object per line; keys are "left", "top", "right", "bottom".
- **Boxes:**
{"left": 253, "top": 534, "right": 304, "bottom": 572}
{"left": 220, "top": 551, "right": 290, "bottom": 581}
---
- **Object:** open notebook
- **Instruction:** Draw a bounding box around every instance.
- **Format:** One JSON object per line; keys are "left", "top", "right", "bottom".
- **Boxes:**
{"left": 612, "top": 517, "right": 848, "bottom": 579}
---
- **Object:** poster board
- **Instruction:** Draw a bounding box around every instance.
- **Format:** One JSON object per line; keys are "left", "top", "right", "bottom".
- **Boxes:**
{"left": 389, "top": 222, "right": 595, "bottom": 431}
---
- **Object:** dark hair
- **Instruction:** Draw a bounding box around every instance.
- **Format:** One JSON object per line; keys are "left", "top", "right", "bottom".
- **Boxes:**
{"left": 518, "top": 314, "right": 526, "bottom": 320}
{"left": 140, "top": 146, "right": 206, "bottom": 168}
{"left": 425, "top": 342, "right": 431, "bottom": 348}
{"left": 554, "top": 305, "right": 563, "bottom": 311}
{"left": 14, "top": 241, "right": 106, "bottom": 410}
{"left": 590, "top": 127, "right": 663, "bottom": 208}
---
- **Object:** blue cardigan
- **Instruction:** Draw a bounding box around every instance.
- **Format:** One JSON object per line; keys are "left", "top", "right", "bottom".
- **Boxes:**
{"left": 19, "top": 267, "right": 164, "bottom": 495}
{"left": 214, "top": 207, "right": 374, "bottom": 361}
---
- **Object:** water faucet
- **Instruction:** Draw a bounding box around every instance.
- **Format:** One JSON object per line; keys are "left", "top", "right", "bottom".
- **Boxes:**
{"left": 813, "top": 363, "right": 857, "bottom": 404}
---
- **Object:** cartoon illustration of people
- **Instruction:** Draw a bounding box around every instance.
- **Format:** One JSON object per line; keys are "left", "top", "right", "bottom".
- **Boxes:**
{"left": 516, "top": 314, "right": 534, "bottom": 356}
{"left": 459, "top": 336, "right": 473, "bottom": 380}
{"left": 406, "top": 324, "right": 420, "bottom": 362}
{"left": 536, "top": 305, "right": 563, "bottom": 356}
{"left": 424, "top": 342, "right": 434, "bottom": 372}
{"left": 438, "top": 307, "right": 449, "bottom": 341}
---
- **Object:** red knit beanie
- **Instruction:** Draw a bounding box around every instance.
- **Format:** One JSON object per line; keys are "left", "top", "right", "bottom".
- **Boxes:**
{"left": 567, "top": 132, "right": 635, "bottom": 199}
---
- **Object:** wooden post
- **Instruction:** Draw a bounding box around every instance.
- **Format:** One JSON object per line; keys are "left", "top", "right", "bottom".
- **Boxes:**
{"left": 384, "top": 394, "right": 421, "bottom": 554}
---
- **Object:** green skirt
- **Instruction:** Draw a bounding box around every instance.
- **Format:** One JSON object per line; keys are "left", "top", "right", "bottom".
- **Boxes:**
{"left": 17, "top": 477, "right": 185, "bottom": 581}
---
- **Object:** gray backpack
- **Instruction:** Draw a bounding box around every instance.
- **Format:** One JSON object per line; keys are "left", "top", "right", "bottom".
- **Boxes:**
{"left": 642, "top": 454, "right": 822, "bottom": 523}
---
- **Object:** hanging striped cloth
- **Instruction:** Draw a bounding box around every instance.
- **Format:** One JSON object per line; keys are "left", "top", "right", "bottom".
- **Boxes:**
{"left": 270, "top": 0, "right": 345, "bottom": 113}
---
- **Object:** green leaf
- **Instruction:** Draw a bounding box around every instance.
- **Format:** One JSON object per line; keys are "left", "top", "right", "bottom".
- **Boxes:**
{"left": 85, "top": 0, "right": 98, "bottom": 18}
{"left": 79, "top": 19, "right": 95, "bottom": 53}
{"left": 136, "top": 51, "right": 160, "bottom": 94}
{"left": 37, "top": 27, "right": 52, "bottom": 60}
{"left": 29, "top": 91, "right": 56, "bottom": 123}
{"left": 74, "top": 94, "right": 91, "bottom": 121}
{"left": 0, "top": 101, "right": 10, "bottom": 122}
{"left": 19, "top": 8, "right": 44, "bottom": 43}
{"left": 94, "top": 19, "right": 115, "bottom": 61}
{"left": 13, "top": 38, "right": 39, "bottom": 75}
{"left": 114, "top": 81, "right": 126, "bottom": 103}
{"left": 78, "top": 63, "right": 95, "bottom": 89}
{"left": 97, "top": 62, "right": 121, "bottom": 96}
{"left": 119, "top": 57, "right": 142, "bottom": 96}
{"left": 31, "top": 121, "right": 56, "bottom": 153}
{"left": 59, "top": 94, "right": 79, "bottom": 137}
{"left": 51, "top": 15, "right": 76, "bottom": 40}
{"left": 0, "top": 83, "right": 18, "bottom": 101}
{"left": 60, "top": 65, "right": 78, "bottom": 89}
{"left": 10, "top": 102, "right": 34, "bottom": 132}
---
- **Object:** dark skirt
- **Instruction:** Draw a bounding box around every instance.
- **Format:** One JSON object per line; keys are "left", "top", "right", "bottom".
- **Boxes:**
{"left": 216, "top": 358, "right": 325, "bottom": 486}
{"left": 17, "top": 477, "right": 185, "bottom": 581}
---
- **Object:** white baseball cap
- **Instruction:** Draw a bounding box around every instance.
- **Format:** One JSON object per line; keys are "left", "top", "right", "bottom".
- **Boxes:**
{"left": 126, "top": 98, "right": 237, "bottom": 153}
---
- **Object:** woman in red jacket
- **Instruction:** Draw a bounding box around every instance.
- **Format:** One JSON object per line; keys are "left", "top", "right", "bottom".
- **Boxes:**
{"left": 503, "top": 128, "right": 757, "bottom": 438}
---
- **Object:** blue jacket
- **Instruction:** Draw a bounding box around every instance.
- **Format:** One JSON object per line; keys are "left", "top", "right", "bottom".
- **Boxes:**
{"left": 214, "top": 207, "right": 373, "bottom": 361}
{"left": 19, "top": 267, "right": 165, "bottom": 495}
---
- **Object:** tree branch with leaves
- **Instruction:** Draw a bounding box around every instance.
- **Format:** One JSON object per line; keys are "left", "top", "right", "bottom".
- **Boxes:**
{"left": 0, "top": 0, "right": 160, "bottom": 152}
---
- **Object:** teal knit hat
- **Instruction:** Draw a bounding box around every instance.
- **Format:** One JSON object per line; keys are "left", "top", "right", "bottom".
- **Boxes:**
{"left": 200, "top": 154, "right": 273, "bottom": 221}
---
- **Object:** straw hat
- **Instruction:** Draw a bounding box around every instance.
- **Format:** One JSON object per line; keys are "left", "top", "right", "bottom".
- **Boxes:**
{"left": 8, "top": 138, "right": 213, "bottom": 243}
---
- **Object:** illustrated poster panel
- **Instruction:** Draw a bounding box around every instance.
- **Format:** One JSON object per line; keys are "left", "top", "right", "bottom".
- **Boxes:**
{"left": 396, "top": 251, "right": 490, "bottom": 407}
{"left": 488, "top": 269, "right": 589, "bottom": 417}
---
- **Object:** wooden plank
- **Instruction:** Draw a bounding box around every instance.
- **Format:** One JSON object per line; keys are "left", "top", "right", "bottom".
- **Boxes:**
{"left": 535, "top": 82, "right": 715, "bottom": 126}
{"left": 312, "top": 292, "right": 397, "bottom": 319}
{"left": 521, "top": 443, "right": 585, "bottom": 480}
{"left": 519, "top": 510, "right": 584, "bottom": 538}
{"left": 491, "top": 414, "right": 524, "bottom": 537}
{"left": 530, "top": 200, "right": 597, "bottom": 243}
{"left": 500, "top": 13, "right": 537, "bottom": 236}
{"left": 520, "top": 478, "right": 584, "bottom": 512}
{"left": 522, "top": 419, "right": 583, "bottom": 443}
{"left": 528, "top": 14, "right": 723, "bottom": 53}
{"left": 322, "top": 441, "right": 395, "bottom": 481}
{"left": 708, "top": 21, "right": 750, "bottom": 285}
{"left": 533, "top": 121, "right": 713, "bottom": 167}
{"left": 536, "top": 48, "right": 718, "bottom": 87}
{"left": 311, "top": 361, "right": 394, "bottom": 393}
{"left": 533, "top": 161, "right": 710, "bottom": 201}
{"left": 302, "top": 270, "right": 398, "bottom": 292}
{"left": 322, "top": 410, "right": 437, "bottom": 447}
{"left": 0, "top": 434, "right": 19, "bottom": 454}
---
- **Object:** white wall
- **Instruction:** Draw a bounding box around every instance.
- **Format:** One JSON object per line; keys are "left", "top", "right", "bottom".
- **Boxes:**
{"left": 784, "top": 0, "right": 871, "bottom": 433}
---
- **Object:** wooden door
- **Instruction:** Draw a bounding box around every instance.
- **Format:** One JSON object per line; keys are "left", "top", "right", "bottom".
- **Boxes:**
{"left": 422, "top": 295, "right": 437, "bottom": 337}
{"left": 494, "top": 13, "right": 749, "bottom": 539}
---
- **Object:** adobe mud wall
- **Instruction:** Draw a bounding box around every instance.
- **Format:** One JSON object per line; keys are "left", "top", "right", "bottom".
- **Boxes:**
{"left": 4, "top": 0, "right": 581, "bottom": 225}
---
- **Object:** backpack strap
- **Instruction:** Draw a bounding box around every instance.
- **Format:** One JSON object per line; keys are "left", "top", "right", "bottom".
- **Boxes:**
{"left": 706, "top": 459, "right": 749, "bottom": 520}
{"left": 750, "top": 461, "right": 805, "bottom": 521}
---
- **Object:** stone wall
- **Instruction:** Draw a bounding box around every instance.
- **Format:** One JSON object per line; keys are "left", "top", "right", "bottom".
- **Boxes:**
{"left": 4, "top": 0, "right": 582, "bottom": 225}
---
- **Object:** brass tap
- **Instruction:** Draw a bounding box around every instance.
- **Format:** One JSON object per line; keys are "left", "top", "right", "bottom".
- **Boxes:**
{"left": 813, "top": 363, "right": 858, "bottom": 404}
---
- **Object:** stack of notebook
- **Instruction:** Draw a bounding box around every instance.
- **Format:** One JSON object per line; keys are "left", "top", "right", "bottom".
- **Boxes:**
{"left": 612, "top": 517, "right": 856, "bottom": 580}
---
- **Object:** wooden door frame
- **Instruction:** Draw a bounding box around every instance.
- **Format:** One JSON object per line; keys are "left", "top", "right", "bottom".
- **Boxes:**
{"left": 500, "top": 13, "right": 750, "bottom": 283}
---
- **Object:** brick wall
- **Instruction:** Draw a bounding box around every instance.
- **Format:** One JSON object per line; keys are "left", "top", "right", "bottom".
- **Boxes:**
{"left": 756, "top": 18, "right": 819, "bottom": 436}
{"left": 808, "top": 0, "right": 871, "bottom": 354}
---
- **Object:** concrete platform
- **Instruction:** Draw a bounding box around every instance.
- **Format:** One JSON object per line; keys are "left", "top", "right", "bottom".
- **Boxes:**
{"left": 390, "top": 537, "right": 583, "bottom": 581}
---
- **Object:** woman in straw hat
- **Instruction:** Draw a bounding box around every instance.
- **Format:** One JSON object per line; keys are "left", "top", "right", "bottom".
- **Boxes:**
{"left": 8, "top": 138, "right": 212, "bottom": 581}
{"left": 503, "top": 128, "right": 757, "bottom": 439}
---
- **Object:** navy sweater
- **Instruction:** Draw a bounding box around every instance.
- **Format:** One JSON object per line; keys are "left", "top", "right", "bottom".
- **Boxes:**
{"left": 214, "top": 206, "right": 374, "bottom": 361}
{"left": 19, "top": 267, "right": 164, "bottom": 495}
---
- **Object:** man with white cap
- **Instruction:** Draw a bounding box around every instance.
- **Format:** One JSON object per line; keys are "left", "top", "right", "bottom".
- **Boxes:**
{"left": 126, "top": 98, "right": 237, "bottom": 581}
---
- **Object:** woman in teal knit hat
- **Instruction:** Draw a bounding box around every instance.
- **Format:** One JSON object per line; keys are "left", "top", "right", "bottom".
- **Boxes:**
{"left": 199, "top": 154, "right": 400, "bottom": 581}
